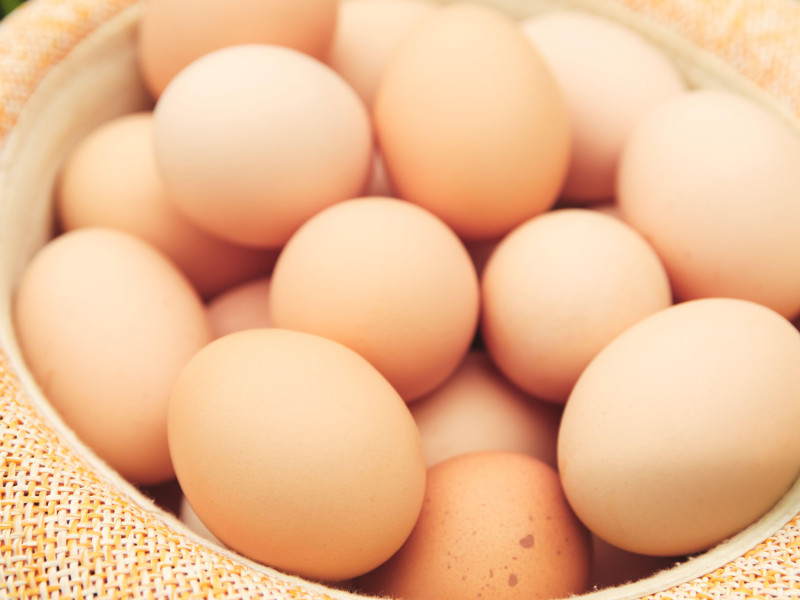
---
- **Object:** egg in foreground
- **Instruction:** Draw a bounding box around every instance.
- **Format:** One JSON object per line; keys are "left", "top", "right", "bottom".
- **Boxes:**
{"left": 167, "top": 328, "right": 427, "bottom": 581}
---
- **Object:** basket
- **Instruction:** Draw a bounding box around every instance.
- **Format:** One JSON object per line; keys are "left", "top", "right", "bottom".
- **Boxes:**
{"left": 2, "top": 0, "right": 800, "bottom": 598}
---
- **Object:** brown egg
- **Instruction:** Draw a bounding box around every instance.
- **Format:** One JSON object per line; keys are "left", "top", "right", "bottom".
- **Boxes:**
{"left": 374, "top": 2, "right": 570, "bottom": 240}
{"left": 13, "top": 228, "right": 212, "bottom": 484}
{"left": 521, "top": 10, "right": 686, "bottom": 203}
{"left": 167, "top": 328, "right": 426, "bottom": 582}
{"left": 356, "top": 451, "right": 591, "bottom": 600}
{"left": 55, "top": 112, "right": 276, "bottom": 299}
{"left": 269, "top": 197, "right": 480, "bottom": 401}
{"left": 153, "top": 44, "right": 372, "bottom": 248}
{"left": 618, "top": 89, "right": 800, "bottom": 320}
{"left": 325, "top": 0, "right": 437, "bottom": 110}
{"left": 559, "top": 298, "right": 800, "bottom": 556}
{"left": 410, "top": 352, "right": 561, "bottom": 469}
{"left": 206, "top": 277, "right": 272, "bottom": 338}
{"left": 178, "top": 495, "right": 224, "bottom": 546}
{"left": 482, "top": 208, "right": 672, "bottom": 403}
{"left": 138, "top": 0, "right": 339, "bottom": 97}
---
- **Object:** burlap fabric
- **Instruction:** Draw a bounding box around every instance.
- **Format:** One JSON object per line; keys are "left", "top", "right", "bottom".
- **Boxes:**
{"left": 1, "top": 0, "right": 800, "bottom": 598}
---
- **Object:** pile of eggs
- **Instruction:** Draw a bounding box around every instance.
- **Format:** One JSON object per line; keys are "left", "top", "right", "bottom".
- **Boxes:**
{"left": 12, "top": 0, "right": 800, "bottom": 598}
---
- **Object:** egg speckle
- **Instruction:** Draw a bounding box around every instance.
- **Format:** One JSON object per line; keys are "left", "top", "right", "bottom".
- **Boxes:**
{"left": 355, "top": 451, "right": 591, "bottom": 599}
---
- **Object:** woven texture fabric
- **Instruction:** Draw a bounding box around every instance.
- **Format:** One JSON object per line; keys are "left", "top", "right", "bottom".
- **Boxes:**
{"left": 618, "top": 0, "right": 800, "bottom": 118}
{"left": 2, "top": 0, "right": 800, "bottom": 598}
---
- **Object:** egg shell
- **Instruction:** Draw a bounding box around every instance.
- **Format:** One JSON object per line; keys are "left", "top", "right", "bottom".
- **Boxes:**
{"left": 410, "top": 351, "right": 561, "bottom": 469}
{"left": 153, "top": 44, "right": 372, "bottom": 248}
{"left": 13, "top": 227, "right": 212, "bottom": 484}
{"left": 55, "top": 112, "right": 276, "bottom": 299}
{"left": 138, "top": 0, "right": 339, "bottom": 97}
{"left": 269, "top": 196, "right": 480, "bottom": 401}
{"left": 206, "top": 277, "right": 272, "bottom": 338}
{"left": 167, "top": 328, "right": 426, "bottom": 582}
{"left": 481, "top": 208, "right": 672, "bottom": 403}
{"left": 521, "top": 10, "right": 686, "bottom": 203}
{"left": 356, "top": 451, "right": 591, "bottom": 600}
{"left": 559, "top": 297, "right": 800, "bottom": 556}
{"left": 374, "top": 2, "right": 571, "bottom": 240}
{"left": 325, "top": 0, "right": 437, "bottom": 110}
{"left": 179, "top": 496, "right": 224, "bottom": 546}
{"left": 618, "top": 89, "right": 800, "bottom": 320}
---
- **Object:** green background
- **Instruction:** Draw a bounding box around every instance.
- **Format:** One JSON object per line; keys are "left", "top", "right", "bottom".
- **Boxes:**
{"left": 1, "top": 0, "right": 26, "bottom": 18}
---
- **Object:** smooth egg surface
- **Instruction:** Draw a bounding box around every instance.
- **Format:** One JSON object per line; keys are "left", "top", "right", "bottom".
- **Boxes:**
{"left": 375, "top": 2, "right": 571, "bottom": 240}
{"left": 138, "top": 0, "right": 340, "bottom": 97}
{"left": 167, "top": 328, "right": 426, "bottom": 582}
{"left": 411, "top": 351, "right": 561, "bottom": 469}
{"left": 269, "top": 197, "right": 479, "bottom": 401}
{"left": 56, "top": 112, "right": 276, "bottom": 299}
{"left": 559, "top": 298, "right": 800, "bottom": 556}
{"left": 482, "top": 208, "right": 672, "bottom": 403}
{"left": 618, "top": 89, "right": 800, "bottom": 320}
{"left": 14, "top": 228, "right": 212, "bottom": 484}
{"left": 154, "top": 44, "right": 372, "bottom": 248}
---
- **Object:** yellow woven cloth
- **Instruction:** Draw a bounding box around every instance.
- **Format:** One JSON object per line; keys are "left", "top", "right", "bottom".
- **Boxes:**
{"left": 1, "top": 0, "right": 800, "bottom": 598}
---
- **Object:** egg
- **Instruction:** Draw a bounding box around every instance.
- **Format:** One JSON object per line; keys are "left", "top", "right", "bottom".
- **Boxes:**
{"left": 167, "top": 328, "right": 426, "bottom": 581}
{"left": 13, "top": 228, "right": 212, "bottom": 484}
{"left": 618, "top": 89, "right": 800, "bottom": 320}
{"left": 521, "top": 10, "right": 686, "bottom": 203}
{"left": 206, "top": 277, "right": 272, "bottom": 338}
{"left": 325, "top": 0, "right": 436, "bottom": 201}
{"left": 153, "top": 44, "right": 372, "bottom": 248}
{"left": 481, "top": 208, "right": 672, "bottom": 403}
{"left": 55, "top": 112, "right": 276, "bottom": 299}
{"left": 179, "top": 496, "right": 224, "bottom": 546}
{"left": 374, "top": 2, "right": 570, "bottom": 240}
{"left": 410, "top": 352, "right": 561, "bottom": 469}
{"left": 356, "top": 451, "right": 591, "bottom": 600}
{"left": 138, "top": 0, "right": 340, "bottom": 97}
{"left": 325, "top": 0, "right": 437, "bottom": 110}
{"left": 559, "top": 297, "right": 800, "bottom": 556}
{"left": 269, "top": 197, "right": 480, "bottom": 401}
